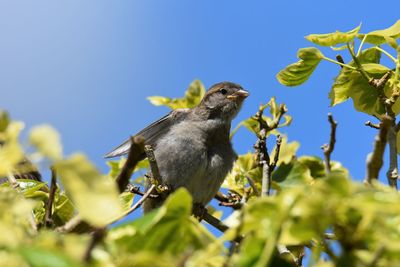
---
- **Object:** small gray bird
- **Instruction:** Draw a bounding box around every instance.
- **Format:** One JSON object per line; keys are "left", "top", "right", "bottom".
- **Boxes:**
{"left": 105, "top": 82, "right": 249, "bottom": 212}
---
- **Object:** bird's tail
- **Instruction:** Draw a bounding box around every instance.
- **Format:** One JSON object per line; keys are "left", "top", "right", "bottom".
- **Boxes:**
{"left": 104, "top": 138, "right": 132, "bottom": 158}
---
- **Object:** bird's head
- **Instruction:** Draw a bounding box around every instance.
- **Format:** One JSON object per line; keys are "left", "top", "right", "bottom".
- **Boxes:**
{"left": 198, "top": 82, "right": 249, "bottom": 121}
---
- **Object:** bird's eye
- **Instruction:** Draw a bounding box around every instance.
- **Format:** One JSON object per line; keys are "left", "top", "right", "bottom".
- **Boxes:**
{"left": 220, "top": 88, "right": 227, "bottom": 95}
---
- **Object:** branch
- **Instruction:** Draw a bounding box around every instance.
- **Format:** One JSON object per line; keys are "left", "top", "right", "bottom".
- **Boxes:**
{"left": 365, "top": 116, "right": 391, "bottom": 184}
{"left": 246, "top": 176, "right": 260, "bottom": 196}
{"left": 127, "top": 184, "right": 158, "bottom": 198}
{"left": 202, "top": 212, "right": 229, "bottom": 233}
{"left": 336, "top": 55, "right": 345, "bottom": 68}
{"left": 44, "top": 167, "right": 57, "bottom": 227}
{"left": 109, "top": 184, "right": 156, "bottom": 224}
{"left": 144, "top": 145, "right": 168, "bottom": 192}
{"left": 270, "top": 134, "right": 283, "bottom": 172}
{"left": 365, "top": 121, "right": 381, "bottom": 130}
{"left": 321, "top": 114, "right": 338, "bottom": 174}
{"left": 83, "top": 227, "right": 106, "bottom": 263}
{"left": 116, "top": 136, "right": 145, "bottom": 193}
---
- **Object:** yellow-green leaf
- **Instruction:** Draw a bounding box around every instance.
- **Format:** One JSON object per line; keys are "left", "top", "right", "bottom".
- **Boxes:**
{"left": 29, "top": 125, "right": 63, "bottom": 161}
{"left": 277, "top": 47, "right": 324, "bottom": 86}
{"left": 55, "top": 153, "right": 122, "bottom": 227}
{"left": 305, "top": 24, "right": 361, "bottom": 46}
{"left": 358, "top": 20, "right": 400, "bottom": 45}
{"left": 147, "top": 79, "right": 206, "bottom": 110}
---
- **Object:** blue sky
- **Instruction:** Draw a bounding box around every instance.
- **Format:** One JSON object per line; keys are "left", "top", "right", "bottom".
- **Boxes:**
{"left": 1, "top": 2, "right": 399, "bottom": 205}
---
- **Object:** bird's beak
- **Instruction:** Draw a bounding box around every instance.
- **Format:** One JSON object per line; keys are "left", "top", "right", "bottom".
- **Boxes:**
{"left": 236, "top": 89, "right": 249, "bottom": 98}
{"left": 227, "top": 89, "right": 249, "bottom": 101}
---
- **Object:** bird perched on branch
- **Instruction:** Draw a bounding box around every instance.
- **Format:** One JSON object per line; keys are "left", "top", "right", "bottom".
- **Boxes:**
{"left": 105, "top": 82, "right": 249, "bottom": 212}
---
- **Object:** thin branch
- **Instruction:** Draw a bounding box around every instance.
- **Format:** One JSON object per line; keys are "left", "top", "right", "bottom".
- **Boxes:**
{"left": 116, "top": 136, "right": 145, "bottom": 193}
{"left": 144, "top": 145, "right": 167, "bottom": 192}
{"left": 83, "top": 227, "right": 106, "bottom": 263}
{"left": 270, "top": 134, "right": 283, "bottom": 172}
{"left": 336, "top": 55, "right": 345, "bottom": 68}
{"left": 246, "top": 176, "right": 260, "bottom": 196}
{"left": 202, "top": 212, "right": 229, "bottom": 233}
{"left": 44, "top": 167, "right": 57, "bottom": 227}
{"left": 321, "top": 114, "right": 338, "bottom": 174}
{"left": 365, "top": 116, "right": 391, "bottom": 184}
{"left": 365, "top": 121, "right": 381, "bottom": 130}
{"left": 109, "top": 184, "right": 156, "bottom": 224}
{"left": 386, "top": 126, "right": 398, "bottom": 189}
{"left": 56, "top": 215, "right": 82, "bottom": 233}
{"left": 127, "top": 184, "right": 158, "bottom": 198}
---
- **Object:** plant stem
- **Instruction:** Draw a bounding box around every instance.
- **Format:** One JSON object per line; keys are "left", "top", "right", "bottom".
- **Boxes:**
{"left": 347, "top": 43, "right": 371, "bottom": 82}
{"left": 322, "top": 56, "right": 356, "bottom": 70}
{"left": 357, "top": 34, "right": 368, "bottom": 56}
{"left": 372, "top": 46, "right": 398, "bottom": 63}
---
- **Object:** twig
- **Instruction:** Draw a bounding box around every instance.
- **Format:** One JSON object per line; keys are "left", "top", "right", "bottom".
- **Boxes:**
{"left": 321, "top": 114, "right": 338, "bottom": 174}
{"left": 44, "top": 167, "right": 57, "bottom": 227}
{"left": 83, "top": 227, "right": 106, "bottom": 263}
{"left": 270, "top": 135, "right": 283, "bottom": 172}
{"left": 215, "top": 191, "right": 230, "bottom": 202}
{"left": 109, "top": 184, "right": 156, "bottom": 224}
{"left": 144, "top": 145, "right": 168, "bottom": 192}
{"left": 365, "top": 116, "right": 391, "bottom": 184}
{"left": 202, "top": 212, "right": 229, "bottom": 233}
{"left": 56, "top": 215, "right": 82, "bottom": 233}
{"left": 347, "top": 43, "right": 372, "bottom": 82}
{"left": 336, "top": 55, "right": 345, "bottom": 68}
{"left": 116, "top": 136, "right": 145, "bottom": 193}
{"left": 365, "top": 121, "right": 381, "bottom": 129}
{"left": 127, "top": 184, "right": 158, "bottom": 199}
{"left": 246, "top": 176, "right": 260, "bottom": 196}
{"left": 386, "top": 126, "right": 398, "bottom": 189}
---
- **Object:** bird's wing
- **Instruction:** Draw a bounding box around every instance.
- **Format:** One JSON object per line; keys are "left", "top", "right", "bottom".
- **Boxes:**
{"left": 104, "top": 109, "right": 190, "bottom": 158}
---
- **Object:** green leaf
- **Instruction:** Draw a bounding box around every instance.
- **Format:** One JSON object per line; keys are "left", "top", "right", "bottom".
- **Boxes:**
{"left": 55, "top": 153, "right": 123, "bottom": 227}
{"left": 53, "top": 192, "right": 75, "bottom": 226}
{"left": 29, "top": 124, "right": 63, "bottom": 161}
{"left": 18, "top": 247, "right": 82, "bottom": 267}
{"left": 358, "top": 20, "right": 400, "bottom": 45}
{"left": 222, "top": 153, "right": 257, "bottom": 194}
{"left": 108, "top": 188, "right": 214, "bottom": 254}
{"left": 272, "top": 161, "right": 314, "bottom": 188}
{"left": 147, "top": 79, "right": 206, "bottom": 109}
{"left": 0, "top": 110, "right": 10, "bottom": 132}
{"left": 328, "top": 48, "right": 388, "bottom": 116}
{"left": 17, "top": 179, "right": 47, "bottom": 198}
{"left": 277, "top": 47, "right": 324, "bottom": 86}
{"left": 305, "top": 24, "right": 361, "bottom": 46}
{"left": 0, "top": 122, "right": 25, "bottom": 177}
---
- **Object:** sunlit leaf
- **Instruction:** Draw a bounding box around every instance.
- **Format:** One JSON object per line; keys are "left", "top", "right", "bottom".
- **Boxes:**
{"left": 29, "top": 124, "right": 63, "bottom": 161}
{"left": 0, "top": 122, "right": 25, "bottom": 177}
{"left": 305, "top": 24, "right": 361, "bottom": 46}
{"left": 0, "top": 110, "right": 10, "bottom": 132}
{"left": 55, "top": 153, "right": 123, "bottom": 227}
{"left": 277, "top": 47, "right": 324, "bottom": 86}
{"left": 148, "top": 79, "right": 206, "bottom": 109}
{"left": 18, "top": 247, "right": 83, "bottom": 267}
{"left": 328, "top": 48, "right": 392, "bottom": 116}
{"left": 358, "top": 20, "right": 400, "bottom": 45}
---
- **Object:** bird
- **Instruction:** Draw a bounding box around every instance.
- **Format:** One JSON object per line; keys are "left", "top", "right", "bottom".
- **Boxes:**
{"left": 105, "top": 82, "right": 249, "bottom": 212}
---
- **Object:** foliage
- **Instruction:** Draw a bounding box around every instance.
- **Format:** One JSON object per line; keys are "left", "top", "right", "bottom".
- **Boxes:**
{"left": 2, "top": 20, "right": 400, "bottom": 267}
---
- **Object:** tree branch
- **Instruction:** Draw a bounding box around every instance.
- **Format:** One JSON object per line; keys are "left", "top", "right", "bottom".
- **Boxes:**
{"left": 83, "top": 227, "right": 106, "bottom": 263}
{"left": 321, "top": 114, "right": 337, "bottom": 174}
{"left": 365, "top": 121, "right": 381, "bottom": 130}
{"left": 44, "top": 167, "right": 57, "bottom": 227}
{"left": 144, "top": 145, "right": 168, "bottom": 192}
{"left": 116, "top": 136, "right": 145, "bottom": 193}
{"left": 365, "top": 116, "right": 391, "bottom": 184}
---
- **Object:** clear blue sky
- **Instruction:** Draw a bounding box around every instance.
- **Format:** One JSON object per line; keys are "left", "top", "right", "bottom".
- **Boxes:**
{"left": 1, "top": 2, "right": 399, "bottom": 192}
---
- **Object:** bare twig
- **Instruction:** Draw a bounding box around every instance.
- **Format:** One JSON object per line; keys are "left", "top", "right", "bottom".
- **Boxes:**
{"left": 109, "top": 184, "right": 156, "bottom": 224}
{"left": 56, "top": 215, "right": 82, "bottom": 233}
{"left": 246, "top": 176, "right": 260, "bottom": 196}
{"left": 115, "top": 136, "right": 145, "bottom": 193}
{"left": 365, "top": 121, "right": 381, "bottom": 129}
{"left": 127, "top": 184, "right": 159, "bottom": 199}
{"left": 144, "top": 145, "right": 168, "bottom": 192}
{"left": 321, "top": 114, "right": 337, "bottom": 174}
{"left": 386, "top": 126, "right": 398, "bottom": 189}
{"left": 365, "top": 116, "right": 391, "bottom": 184}
{"left": 336, "top": 55, "right": 345, "bottom": 68}
{"left": 202, "top": 212, "right": 229, "bottom": 233}
{"left": 44, "top": 167, "right": 57, "bottom": 227}
{"left": 270, "top": 135, "right": 283, "bottom": 172}
{"left": 83, "top": 227, "right": 106, "bottom": 263}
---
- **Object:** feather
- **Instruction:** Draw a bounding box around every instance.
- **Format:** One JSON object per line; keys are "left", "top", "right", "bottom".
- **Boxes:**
{"left": 104, "top": 109, "right": 189, "bottom": 158}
